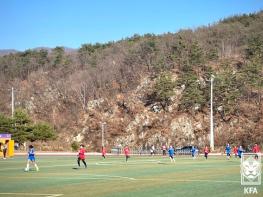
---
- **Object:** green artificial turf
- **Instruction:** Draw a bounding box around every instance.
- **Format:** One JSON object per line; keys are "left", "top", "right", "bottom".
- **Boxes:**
{"left": 0, "top": 155, "right": 262, "bottom": 197}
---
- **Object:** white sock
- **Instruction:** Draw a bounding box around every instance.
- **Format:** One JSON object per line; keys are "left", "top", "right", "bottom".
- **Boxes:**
{"left": 35, "top": 163, "right": 39, "bottom": 171}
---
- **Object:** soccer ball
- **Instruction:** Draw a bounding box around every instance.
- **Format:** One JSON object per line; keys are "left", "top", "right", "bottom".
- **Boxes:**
{"left": 24, "top": 168, "right": 29, "bottom": 172}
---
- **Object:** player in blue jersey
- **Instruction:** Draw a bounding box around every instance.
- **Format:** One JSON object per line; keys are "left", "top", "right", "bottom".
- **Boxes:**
{"left": 25, "top": 145, "right": 39, "bottom": 171}
{"left": 225, "top": 143, "right": 231, "bottom": 160}
{"left": 191, "top": 146, "right": 196, "bottom": 159}
{"left": 238, "top": 145, "right": 244, "bottom": 159}
{"left": 168, "top": 145, "right": 175, "bottom": 163}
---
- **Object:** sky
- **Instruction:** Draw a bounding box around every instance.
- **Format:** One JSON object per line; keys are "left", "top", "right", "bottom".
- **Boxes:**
{"left": 0, "top": 0, "right": 263, "bottom": 51}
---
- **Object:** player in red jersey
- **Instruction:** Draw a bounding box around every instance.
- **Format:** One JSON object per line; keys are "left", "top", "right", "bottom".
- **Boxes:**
{"left": 233, "top": 146, "right": 238, "bottom": 158}
{"left": 204, "top": 146, "right": 209, "bottom": 160}
{"left": 253, "top": 143, "right": 260, "bottom": 159}
{"left": 102, "top": 146, "right": 106, "bottom": 159}
{"left": 124, "top": 146, "right": 130, "bottom": 162}
{"left": 77, "top": 144, "right": 87, "bottom": 168}
{"left": 162, "top": 144, "right": 167, "bottom": 156}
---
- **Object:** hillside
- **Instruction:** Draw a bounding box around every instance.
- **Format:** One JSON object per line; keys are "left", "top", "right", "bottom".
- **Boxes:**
{"left": 0, "top": 49, "right": 19, "bottom": 56}
{"left": 0, "top": 11, "right": 263, "bottom": 151}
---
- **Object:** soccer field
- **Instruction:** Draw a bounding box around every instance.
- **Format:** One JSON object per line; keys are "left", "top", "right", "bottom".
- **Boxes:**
{"left": 0, "top": 155, "right": 262, "bottom": 197}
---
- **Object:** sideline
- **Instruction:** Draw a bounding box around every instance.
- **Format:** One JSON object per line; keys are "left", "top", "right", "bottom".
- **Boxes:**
{"left": 14, "top": 152, "right": 243, "bottom": 156}
{"left": 134, "top": 178, "right": 240, "bottom": 183}
{"left": 0, "top": 193, "right": 63, "bottom": 197}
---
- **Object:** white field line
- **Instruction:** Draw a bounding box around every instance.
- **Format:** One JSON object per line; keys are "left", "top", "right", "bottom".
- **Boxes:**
{"left": 95, "top": 160, "right": 161, "bottom": 165}
{"left": 15, "top": 152, "right": 235, "bottom": 156}
{"left": 0, "top": 160, "right": 164, "bottom": 171}
{"left": 0, "top": 193, "right": 63, "bottom": 197}
{"left": 133, "top": 178, "right": 240, "bottom": 183}
{"left": 5, "top": 174, "right": 136, "bottom": 181}
{"left": 2, "top": 175, "right": 240, "bottom": 183}
{"left": 93, "top": 174, "right": 136, "bottom": 180}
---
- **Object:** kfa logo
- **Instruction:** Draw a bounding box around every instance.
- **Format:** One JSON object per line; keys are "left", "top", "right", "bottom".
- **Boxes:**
{"left": 241, "top": 153, "right": 261, "bottom": 185}
{"left": 241, "top": 153, "right": 261, "bottom": 195}
{"left": 244, "top": 187, "right": 258, "bottom": 194}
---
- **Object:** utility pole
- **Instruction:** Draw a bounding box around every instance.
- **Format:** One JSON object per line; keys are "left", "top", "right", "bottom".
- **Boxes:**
{"left": 11, "top": 87, "right": 14, "bottom": 118}
{"left": 210, "top": 75, "right": 215, "bottom": 151}
{"left": 101, "top": 122, "right": 106, "bottom": 147}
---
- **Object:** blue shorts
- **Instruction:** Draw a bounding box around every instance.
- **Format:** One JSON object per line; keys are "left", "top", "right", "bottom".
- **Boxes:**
{"left": 227, "top": 153, "right": 230, "bottom": 156}
{"left": 28, "top": 155, "right": 35, "bottom": 161}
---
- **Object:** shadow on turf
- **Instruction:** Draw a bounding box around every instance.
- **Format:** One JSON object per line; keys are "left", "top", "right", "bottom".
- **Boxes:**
{"left": 72, "top": 167, "right": 87, "bottom": 169}
{"left": 157, "top": 162, "right": 168, "bottom": 165}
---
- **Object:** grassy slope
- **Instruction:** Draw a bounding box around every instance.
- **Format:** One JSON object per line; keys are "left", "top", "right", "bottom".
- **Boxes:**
{"left": 0, "top": 156, "right": 262, "bottom": 197}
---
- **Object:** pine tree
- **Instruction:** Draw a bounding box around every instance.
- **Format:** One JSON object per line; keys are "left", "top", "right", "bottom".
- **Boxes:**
{"left": 154, "top": 72, "right": 175, "bottom": 110}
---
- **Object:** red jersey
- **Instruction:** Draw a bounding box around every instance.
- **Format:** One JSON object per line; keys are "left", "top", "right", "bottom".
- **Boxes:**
{"left": 124, "top": 147, "right": 129, "bottom": 156}
{"left": 233, "top": 147, "right": 238, "bottom": 154}
{"left": 253, "top": 145, "right": 260, "bottom": 153}
{"left": 204, "top": 147, "right": 209, "bottom": 154}
{"left": 78, "top": 148, "right": 86, "bottom": 159}
{"left": 102, "top": 147, "right": 106, "bottom": 155}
